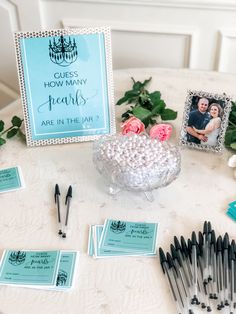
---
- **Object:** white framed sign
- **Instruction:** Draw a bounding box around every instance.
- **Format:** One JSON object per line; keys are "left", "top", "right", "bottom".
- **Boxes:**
{"left": 14, "top": 27, "right": 115, "bottom": 146}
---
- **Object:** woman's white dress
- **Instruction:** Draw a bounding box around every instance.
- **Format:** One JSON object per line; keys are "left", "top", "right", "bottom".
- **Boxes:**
{"left": 201, "top": 117, "right": 221, "bottom": 146}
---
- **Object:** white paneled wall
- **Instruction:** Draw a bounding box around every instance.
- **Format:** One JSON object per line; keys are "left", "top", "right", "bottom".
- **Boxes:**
{"left": 1, "top": 0, "right": 236, "bottom": 109}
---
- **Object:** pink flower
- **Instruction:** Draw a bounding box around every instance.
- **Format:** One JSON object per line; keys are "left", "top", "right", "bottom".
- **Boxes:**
{"left": 149, "top": 124, "right": 172, "bottom": 141}
{"left": 121, "top": 117, "right": 145, "bottom": 135}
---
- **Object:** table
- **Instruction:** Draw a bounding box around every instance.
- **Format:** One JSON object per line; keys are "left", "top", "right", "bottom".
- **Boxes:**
{"left": 1, "top": 68, "right": 236, "bottom": 314}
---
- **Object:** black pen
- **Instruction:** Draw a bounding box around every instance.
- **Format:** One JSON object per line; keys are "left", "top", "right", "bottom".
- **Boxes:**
{"left": 191, "top": 232, "right": 199, "bottom": 305}
{"left": 229, "top": 240, "right": 235, "bottom": 314}
{"left": 203, "top": 221, "right": 209, "bottom": 284}
{"left": 54, "top": 184, "right": 62, "bottom": 236}
{"left": 210, "top": 230, "right": 217, "bottom": 299}
{"left": 62, "top": 185, "right": 72, "bottom": 238}
{"left": 180, "top": 236, "right": 193, "bottom": 286}
{"left": 217, "top": 235, "right": 224, "bottom": 310}
{"left": 223, "top": 233, "right": 230, "bottom": 306}
{"left": 171, "top": 244, "right": 189, "bottom": 299}
{"left": 159, "top": 248, "right": 184, "bottom": 314}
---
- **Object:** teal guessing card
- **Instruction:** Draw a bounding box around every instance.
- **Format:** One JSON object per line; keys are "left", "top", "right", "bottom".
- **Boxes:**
{"left": 0, "top": 250, "right": 60, "bottom": 286}
{"left": 14, "top": 27, "right": 115, "bottom": 146}
{"left": 0, "top": 166, "right": 24, "bottom": 193}
{"left": 99, "top": 220, "right": 158, "bottom": 254}
{"left": 94, "top": 225, "right": 156, "bottom": 258}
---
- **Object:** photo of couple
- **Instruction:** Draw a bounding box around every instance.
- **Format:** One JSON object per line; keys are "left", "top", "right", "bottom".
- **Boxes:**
{"left": 186, "top": 97, "right": 224, "bottom": 146}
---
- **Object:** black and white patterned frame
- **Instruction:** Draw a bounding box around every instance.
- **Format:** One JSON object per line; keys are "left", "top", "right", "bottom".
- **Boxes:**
{"left": 14, "top": 27, "right": 115, "bottom": 147}
{"left": 180, "top": 90, "right": 232, "bottom": 153}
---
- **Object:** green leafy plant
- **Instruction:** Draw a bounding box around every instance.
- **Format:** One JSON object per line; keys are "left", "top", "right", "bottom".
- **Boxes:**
{"left": 0, "top": 116, "right": 25, "bottom": 146}
{"left": 225, "top": 101, "right": 236, "bottom": 150}
{"left": 116, "top": 77, "right": 177, "bottom": 127}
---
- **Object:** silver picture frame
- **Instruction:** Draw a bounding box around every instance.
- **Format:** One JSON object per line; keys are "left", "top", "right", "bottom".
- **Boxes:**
{"left": 180, "top": 90, "right": 232, "bottom": 153}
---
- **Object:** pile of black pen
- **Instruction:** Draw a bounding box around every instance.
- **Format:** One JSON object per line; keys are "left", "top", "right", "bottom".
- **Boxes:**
{"left": 159, "top": 221, "right": 236, "bottom": 314}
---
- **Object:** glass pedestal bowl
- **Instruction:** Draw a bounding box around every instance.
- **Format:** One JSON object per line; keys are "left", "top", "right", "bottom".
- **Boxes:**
{"left": 93, "top": 133, "right": 181, "bottom": 201}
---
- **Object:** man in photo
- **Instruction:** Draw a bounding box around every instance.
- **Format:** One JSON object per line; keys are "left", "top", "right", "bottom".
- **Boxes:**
{"left": 193, "top": 103, "right": 223, "bottom": 146}
{"left": 186, "top": 97, "right": 210, "bottom": 144}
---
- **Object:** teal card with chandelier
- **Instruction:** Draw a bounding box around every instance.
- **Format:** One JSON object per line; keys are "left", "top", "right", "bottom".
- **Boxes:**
{"left": 14, "top": 27, "right": 115, "bottom": 146}
{"left": 88, "top": 224, "right": 157, "bottom": 258}
{"left": 0, "top": 250, "right": 60, "bottom": 286}
{"left": 99, "top": 219, "right": 158, "bottom": 254}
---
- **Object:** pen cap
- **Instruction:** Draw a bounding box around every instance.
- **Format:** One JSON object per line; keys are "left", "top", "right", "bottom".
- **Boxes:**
{"left": 217, "top": 236, "right": 223, "bottom": 254}
{"left": 174, "top": 236, "right": 181, "bottom": 251}
{"left": 231, "top": 240, "right": 236, "bottom": 255}
{"left": 166, "top": 252, "right": 174, "bottom": 269}
{"left": 207, "top": 221, "right": 212, "bottom": 235}
{"left": 180, "top": 236, "right": 189, "bottom": 258}
{"left": 223, "top": 233, "right": 229, "bottom": 250}
{"left": 210, "top": 230, "right": 216, "bottom": 252}
{"left": 198, "top": 231, "right": 203, "bottom": 247}
{"left": 65, "top": 185, "right": 72, "bottom": 204}
{"left": 170, "top": 244, "right": 182, "bottom": 267}
{"left": 159, "top": 247, "right": 167, "bottom": 273}
{"left": 198, "top": 232, "right": 203, "bottom": 256}
{"left": 187, "top": 239, "right": 192, "bottom": 262}
{"left": 203, "top": 221, "right": 208, "bottom": 235}
{"left": 54, "top": 183, "right": 60, "bottom": 202}
{"left": 191, "top": 231, "right": 197, "bottom": 246}
{"left": 233, "top": 240, "right": 236, "bottom": 256}
{"left": 229, "top": 243, "right": 235, "bottom": 262}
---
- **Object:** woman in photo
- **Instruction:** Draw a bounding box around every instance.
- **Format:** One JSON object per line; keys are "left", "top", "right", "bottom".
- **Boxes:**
{"left": 193, "top": 103, "right": 223, "bottom": 146}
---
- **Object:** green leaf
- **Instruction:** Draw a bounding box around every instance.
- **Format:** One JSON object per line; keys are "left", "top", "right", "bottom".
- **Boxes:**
{"left": 151, "top": 100, "right": 166, "bottom": 115}
{"left": 132, "top": 77, "right": 152, "bottom": 90}
{"left": 149, "top": 91, "right": 161, "bottom": 105}
{"left": 116, "top": 96, "right": 129, "bottom": 106}
{"left": 132, "top": 81, "right": 143, "bottom": 91}
{"left": 0, "top": 120, "right": 4, "bottom": 132}
{"left": 141, "top": 77, "right": 152, "bottom": 88}
{"left": 11, "top": 116, "right": 22, "bottom": 127}
{"left": 142, "top": 117, "right": 152, "bottom": 128}
{"left": 0, "top": 137, "right": 6, "bottom": 145}
{"left": 132, "top": 106, "right": 152, "bottom": 121}
{"left": 127, "top": 97, "right": 138, "bottom": 104}
{"left": 124, "top": 90, "right": 140, "bottom": 98}
{"left": 116, "top": 77, "right": 177, "bottom": 129}
{"left": 6, "top": 128, "right": 18, "bottom": 138}
{"left": 116, "top": 90, "right": 140, "bottom": 106}
{"left": 160, "top": 108, "right": 178, "bottom": 121}
{"left": 121, "top": 110, "right": 132, "bottom": 118}
{"left": 230, "top": 142, "right": 236, "bottom": 150}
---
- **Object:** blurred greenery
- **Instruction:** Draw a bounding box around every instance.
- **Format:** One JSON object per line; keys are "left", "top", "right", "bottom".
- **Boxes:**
{"left": 116, "top": 77, "right": 177, "bottom": 128}
{"left": 0, "top": 116, "right": 25, "bottom": 146}
{"left": 225, "top": 101, "right": 236, "bottom": 150}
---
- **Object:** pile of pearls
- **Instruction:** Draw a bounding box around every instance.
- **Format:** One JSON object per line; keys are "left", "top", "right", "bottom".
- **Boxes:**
{"left": 93, "top": 133, "right": 181, "bottom": 191}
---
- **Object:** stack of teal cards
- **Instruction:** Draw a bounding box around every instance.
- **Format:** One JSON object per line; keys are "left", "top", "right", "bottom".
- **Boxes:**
{"left": 0, "top": 250, "right": 79, "bottom": 290}
{"left": 0, "top": 166, "right": 25, "bottom": 193}
{"left": 226, "top": 201, "right": 236, "bottom": 221}
{"left": 88, "top": 219, "right": 158, "bottom": 258}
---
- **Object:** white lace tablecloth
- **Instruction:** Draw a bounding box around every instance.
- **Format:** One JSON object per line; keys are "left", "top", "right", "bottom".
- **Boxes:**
{"left": 0, "top": 68, "right": 236, "bottom": 314}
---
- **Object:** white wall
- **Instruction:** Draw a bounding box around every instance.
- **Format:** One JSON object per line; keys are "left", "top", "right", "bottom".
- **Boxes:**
{"left": 1, "top": 0, "right": 236, "bottom": 109}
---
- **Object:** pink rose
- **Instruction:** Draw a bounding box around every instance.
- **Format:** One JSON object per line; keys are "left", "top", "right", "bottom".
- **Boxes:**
{"left": 121, "top": 117, "right": 145, "bottom": 135}
{"left": 149, "top": 124, "right": 172, "bottom": 141}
